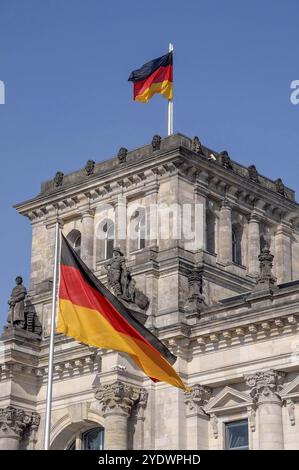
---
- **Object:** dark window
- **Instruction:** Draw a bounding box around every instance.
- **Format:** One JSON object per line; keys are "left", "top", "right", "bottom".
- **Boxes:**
{"left": 67, "top": 229, "right": 81, "bottom": 257}
{"left": 103, "top": 221, "right": 114, "bottom": 259}
{"left": 66, "top": 427, "right": 104, "bottom": 450}
{"left": 82, "top": 427, "right": 104, "bottom": 450}
{"left": 206, "top": 212, "right": 216, "bottom": 254}
{"left": 232, "top": 229, "right": 242, "bottom": 265}
{"left": 225, "top": 420, "right": 249, "bottom": 450}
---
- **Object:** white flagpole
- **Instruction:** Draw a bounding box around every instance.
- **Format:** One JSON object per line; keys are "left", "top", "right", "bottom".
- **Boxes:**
{"left": 168, "top": 42, "right": 174, "bottom": 136}
{"left": 44, "top": 218, "right": 61, "bottom": 450}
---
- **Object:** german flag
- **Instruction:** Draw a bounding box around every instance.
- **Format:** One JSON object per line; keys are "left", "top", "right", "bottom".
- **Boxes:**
{"left": 57, "top": 235, "right": 189, "bottom": 391}
{"left": 128, "top": 52, "right": 173, "bottom": 103}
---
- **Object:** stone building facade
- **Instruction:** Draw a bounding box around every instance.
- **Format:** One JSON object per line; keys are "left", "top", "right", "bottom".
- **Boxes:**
{"left": 1, "top": 133, "right": 299, "bottom": 450}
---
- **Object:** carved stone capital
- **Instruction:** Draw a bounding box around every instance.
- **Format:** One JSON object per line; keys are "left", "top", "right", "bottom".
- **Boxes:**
{"left": 184, "top": 384, "right": 211, "bottom": 416}
{"left": 95, "top": 381, "right": 145, "bottom": 418}
{"left": 0, "top": 406, "right": 40, "bottom": 439}
{"left": 245, "top": 370, "right": 285, "bottom": 405}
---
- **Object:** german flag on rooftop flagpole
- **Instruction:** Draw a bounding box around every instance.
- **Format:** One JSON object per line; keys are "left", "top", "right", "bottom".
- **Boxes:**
{"left": 128, "top": 52, "right": 173, "bottom": 103}
{"left": 57, "top": 235, "right": 189, "bottom": 391}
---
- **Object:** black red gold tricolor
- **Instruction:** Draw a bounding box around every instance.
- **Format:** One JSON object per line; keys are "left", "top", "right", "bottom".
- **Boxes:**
{"left": 128, "top": 52, "right": 173, "bottom": 103}
{"left": 57, "top": 235, "right": 189, "bottom": 391}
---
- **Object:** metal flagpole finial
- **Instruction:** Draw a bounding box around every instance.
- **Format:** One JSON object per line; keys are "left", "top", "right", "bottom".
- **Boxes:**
{"left": 168, "top": 43, "right": 174, "bottom": 136}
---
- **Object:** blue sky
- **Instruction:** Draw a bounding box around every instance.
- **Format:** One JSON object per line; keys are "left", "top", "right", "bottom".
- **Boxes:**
{"left": 0, "top": 0, "right": 299, "bottom": 326}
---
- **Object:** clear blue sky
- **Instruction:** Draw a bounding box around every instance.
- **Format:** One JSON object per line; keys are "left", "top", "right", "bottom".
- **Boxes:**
{"left": 0, "top": 0, "right": 299, "bottom": 326}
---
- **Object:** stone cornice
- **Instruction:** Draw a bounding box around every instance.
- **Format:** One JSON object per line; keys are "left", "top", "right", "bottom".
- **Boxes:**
{"left": 14, "top": 134, "right": 299, "bottom": 227}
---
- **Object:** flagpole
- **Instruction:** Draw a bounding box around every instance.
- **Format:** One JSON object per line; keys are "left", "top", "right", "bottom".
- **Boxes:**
{"left": 168, "top": 42, "right": 174, "bottom": 136}
{"left": 44, "top": 217, "right": 61, "bottom": 450}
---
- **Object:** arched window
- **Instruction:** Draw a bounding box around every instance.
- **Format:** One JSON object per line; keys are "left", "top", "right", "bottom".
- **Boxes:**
{"left": 206, "top": 211, "right": 216, "bottom": 254}
{"left": 67, "top": 229, "right": 81, "bottom": 256}
{"left": 232, "top": 228, "right": 242, "bottom": 265}
{"left": 130, "top": 208, "right": 146, "bottom": 252}
{"left": 66, "top": 427, "right": 104, "bottom": 450}
{"left": 96, "top": 219, "right": 114, "bottom": 261}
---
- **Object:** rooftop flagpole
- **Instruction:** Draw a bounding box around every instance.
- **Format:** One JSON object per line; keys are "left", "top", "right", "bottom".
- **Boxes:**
{"left": 44, "top": 216, "right": 61, "bottom": 450}
{"left": 168, "top": 42, "right": 174, "bottom": 136}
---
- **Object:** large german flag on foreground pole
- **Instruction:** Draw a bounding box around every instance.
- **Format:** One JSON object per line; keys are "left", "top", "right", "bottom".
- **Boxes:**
{"left": 128, "top": 50, "right": 173, "bottom": 103}
{"left": 56, "top": 234, "right": 189, "bottom": 391}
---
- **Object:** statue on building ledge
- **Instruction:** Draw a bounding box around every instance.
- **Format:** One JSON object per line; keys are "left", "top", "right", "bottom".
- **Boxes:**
{"left": 105, "top": 248, "right": 149, "bottom": 324}
{"left": 7, "top": 276, "right": 27, "bottom": 329}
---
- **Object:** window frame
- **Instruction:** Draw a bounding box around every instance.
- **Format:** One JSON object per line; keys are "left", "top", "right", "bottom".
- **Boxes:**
{"left": 224, "top": 419, "right": 249, "bottom": 451}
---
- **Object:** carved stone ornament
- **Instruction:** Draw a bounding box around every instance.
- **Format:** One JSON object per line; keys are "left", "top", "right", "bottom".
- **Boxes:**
{"left": 275, "top": 178, "right": 286, "bottom": 197}
{"left": 184, "top": 270, "right": 206, "bottom": 314}
{"left": 219, "top": 150, "right": 233, "bottom": 170}
{"left": 0, "top": 406, "right": 40, "bottom": 438}
{"left": 248, "top": 165, "right": 259, "bottom": 183}
{"left": 210, "top": 414, "right": 218, "bottom": 439}
{"left": 151, "top": 134, "right": 162, "bottom": 151}
{"left": 85, "top": 159, "right": 95, "bottom": 176}
{"left": 254, "top": 244, "right": 276, "bottom": 291}
{"left": 95, "top": 381, "right": 145, "bottom": 417}
{"left": 118, "top": 147, "right": 128, "bottom": 164}
{"left": 6, "top": 276, "right": 27, "bottom": 329}
{"left": 191, "top": 136, "right": 202, "bottom": 154}
{"left": 105, "top": 247, "right": 149, "bottom": 313}
{"left": 184, "top": 384, "right": 211, "bottom": 414}
{"left": 285, "top": 399, "right": 295, "bottom": 426}
{"left": 245, "top": 370, "right": 285, "bottom": 404}
{"left": 54, "top": 171, "right": 64, "bottom": 187}
{"left": 247, "top": 406, "right": 256, "bottom": 432}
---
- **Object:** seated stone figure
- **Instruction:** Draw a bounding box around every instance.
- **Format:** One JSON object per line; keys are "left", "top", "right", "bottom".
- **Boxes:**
{"left": 7, "top": 276, "right": 27, "bottom": 328}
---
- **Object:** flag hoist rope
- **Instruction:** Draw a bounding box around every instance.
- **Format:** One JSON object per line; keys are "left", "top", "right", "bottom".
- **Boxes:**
{"left": 44, "top": 219, "right": 61, "bottom": 450}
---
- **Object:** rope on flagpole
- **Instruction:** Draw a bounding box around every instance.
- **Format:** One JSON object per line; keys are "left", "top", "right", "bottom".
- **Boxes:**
{"left": 168, "top": 42, "right": 174, "bottom": 136}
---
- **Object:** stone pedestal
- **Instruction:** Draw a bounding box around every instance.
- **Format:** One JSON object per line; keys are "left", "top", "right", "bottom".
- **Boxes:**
{"left": 218, "top": 200, "right": 232, "bottom": 264}
{"left": 184, "top": 384, "right": 211, "bottom": 449}
{"left": 275, "top": 222, "right": 292, "bottom": 283}
{"left": 246, "top": 370, "right": 285, "bottom": 450}
{"left": 95, "top": 381, "right": 145, "bottom": 450}
{"left": 0, "top": 406, "right": 40, "bottom": 450}
{"left": 81, "top": 209, "right": 95, "bottom": 269}
{"left": 248, "top": 213, "right": 260, "bottom": 276}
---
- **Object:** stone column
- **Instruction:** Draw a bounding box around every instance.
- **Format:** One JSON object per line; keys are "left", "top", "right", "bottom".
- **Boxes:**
{"left": 193, "top": 172, "right": 209, "bottom": 251}
{"left": 145, "top": 181, "right": 159, "bottom": 249}
{"left": 218, "top": 199, "right": 232, "bottom": 264}
{"left": 45, "top": 217, "right": 63, "bottom": 280}
{"left": 248, "top": 213, "right": 260, "bottom": 276}
{"left": 95, "top": 381, "right": 145, "bottom": 450}
{"left": 80, "top": 209, "right": 95, "bottom": 269}
{"left": 184, "top": 384, "right": 211, "bottom": 449}
{"left": 275, "top": 221, "right": 292, "bottom": 283}
{"left": 0, "top": 406, "right": 40, "bottom": 450}
{"left": 114, "top": 195, "right": 127, "bottom": 255}
{"left": 245, "top": 370, "right": 285, "bottom": 450}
